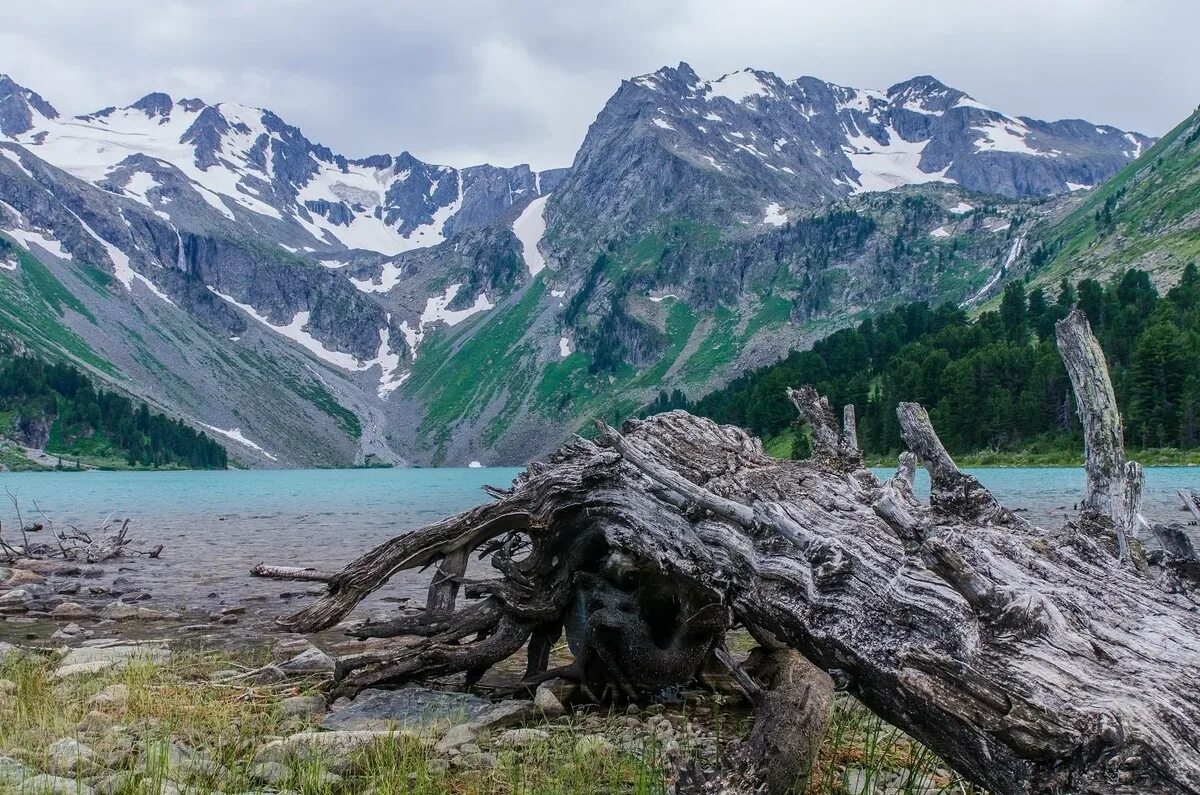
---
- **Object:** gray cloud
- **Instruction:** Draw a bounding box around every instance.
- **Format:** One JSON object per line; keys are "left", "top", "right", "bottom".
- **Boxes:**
{"left": 3, "top": 0, "right": 1196, "bottom": 170}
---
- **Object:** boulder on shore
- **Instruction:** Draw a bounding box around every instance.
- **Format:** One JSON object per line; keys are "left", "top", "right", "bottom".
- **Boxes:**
{"left": 321, "top": 686, "right": 492, "bottom": 733}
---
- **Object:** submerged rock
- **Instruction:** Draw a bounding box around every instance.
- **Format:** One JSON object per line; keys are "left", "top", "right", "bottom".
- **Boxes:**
{"left": 0, "top": 589, "right": 32, "bottom": 609}
{"left": 51, "top": 602, "right": 94, "bottom": 620}
{"left": 4, "top": 569, "right": 46, "bottom": 587}
{"left": 320, "top": 686, "right": 492, "bottom": 733}
{"left": 98, "top": 602, "right": 175, "bottom": 621}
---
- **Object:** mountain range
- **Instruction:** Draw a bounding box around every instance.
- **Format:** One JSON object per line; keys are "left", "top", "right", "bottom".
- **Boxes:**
{"left": 0, "top": 63, "right": 1186, "bottom": 467}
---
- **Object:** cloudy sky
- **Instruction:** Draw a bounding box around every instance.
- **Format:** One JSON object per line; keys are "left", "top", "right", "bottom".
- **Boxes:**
{"left": 3, "top": 0, "right": 1196, "bottom": 170}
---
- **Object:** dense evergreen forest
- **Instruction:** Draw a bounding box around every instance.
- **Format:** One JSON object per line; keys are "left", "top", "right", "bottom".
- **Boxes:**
{"left": 0, "top": 343, "right": 227, "bottom": 469}
{"left": 648, "top": 265, "right": 1200, "bottom": 458}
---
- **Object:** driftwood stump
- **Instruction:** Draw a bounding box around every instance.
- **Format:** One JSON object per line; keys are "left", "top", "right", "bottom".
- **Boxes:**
{"left": 261, "top": 309, "right": 1200, "bottom": 794}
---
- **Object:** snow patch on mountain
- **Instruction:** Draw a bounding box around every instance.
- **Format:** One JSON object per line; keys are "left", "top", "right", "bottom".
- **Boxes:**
{"left": 199, "top": 423, "right": 277, "bottom": 461}
{"left": 843, "top": 127, "right": 951, "bottom": 193}
{"left": 0, "top": 147, "right": 34, "bottom": 179}
{"left": 4, "top": 226, "right": 72, "bottom": 260}
{"left": 707, "top": 70, "right": 772, "bottom": 104}
{"left": 972, "top": 119, "right": 1049, "bottom": 156}
{"left": 513, "top": 195, "right": 550, "bottom": 276}
{"left": 421, "top": 283, "right": 493, "bottom": 327}
{"left": 762, "top": 202, "right": 788, "bottom": 226}
{"left": 209, "top": 287, "right": 372, "bottom": 371}
{"left": 374, "top": 318, "right": 406, "bottom": 398}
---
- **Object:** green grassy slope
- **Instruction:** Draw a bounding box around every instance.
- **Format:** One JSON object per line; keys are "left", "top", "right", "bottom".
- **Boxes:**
{"left": 1033, "top": 107, "right": 1200, "bottom": 286}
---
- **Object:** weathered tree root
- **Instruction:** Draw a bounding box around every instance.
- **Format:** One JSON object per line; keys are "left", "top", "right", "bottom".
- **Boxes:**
{"left": 263, "top": 310, "right": 1200, "bottom": 795}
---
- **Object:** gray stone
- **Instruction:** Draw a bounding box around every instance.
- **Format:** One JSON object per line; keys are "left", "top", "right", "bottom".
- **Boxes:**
{"left": 533, "top": 682, "right": 565, "bottom": 718}
{"left": 87, "top": 683, "right": 129, "bottom": 708}
{"left": 280, "top": 694, "right": 326, "bottom": 718}
{"left": 277, "top": 646, "right": 335, "bottom": 675}
{"left": 468, "top": 700, "right": 534, "bottom": 731}
{"left": 493, "top": 728, "right": 549, "bottom": 748}
{"left": 16, "top": 774, "right": 96, "bottom": 794}
{"left": 45, "top": 738, "right": 97, "bottom": 775}
{"left": 0, "top": 755, "right": 35, "bottom": 786}
{"left": 253, "top": 730, "right": 425, "bottom": 767}
{"left": 54, "top": 642, "right": 168, "bottom": 679}
{"left": 5, "top": 569, "right": 46, "bottom": 586}
{"left": 76, "top": 710, "right": 118, "bottom": 733}
{"left": 241, "top": 664, "right": 287, "bottom": 684}
{"left": 434, "top": 723, "right": 477, "bottom": 753}
{"left": 321, "top": 686, "right": 492, "bottom": 733}
{"left": 575, "top": 734, "right": 615, "bottom": 755}
{"left": 453, "top": 751, "right": 498, "bottom": 770}
{"left": 51, "top": 602, "right": 94, "bottom": 620}
{"left": 98, "top": 602, "right": 176, "bottom": 621}
{"left": 93, "top": 772, "right": 135, "bottom": 795}
{"left": 0, "top": 589, "right": 32, "bottom": 608}
{"left": 247, "top": 761, "right": 289, "bottom": 785}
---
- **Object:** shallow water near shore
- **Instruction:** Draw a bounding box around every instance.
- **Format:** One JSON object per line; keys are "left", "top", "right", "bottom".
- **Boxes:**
{"left": 1, "top": 465, "right": 1196, "bottom": 645}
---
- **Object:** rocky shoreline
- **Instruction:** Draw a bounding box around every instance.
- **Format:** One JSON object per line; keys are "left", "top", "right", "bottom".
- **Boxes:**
{"left": 0, "top": 632, "right": 753, "bottom": 795}
{"left": 1, "top": 558, "right": 967, "bottom": 795}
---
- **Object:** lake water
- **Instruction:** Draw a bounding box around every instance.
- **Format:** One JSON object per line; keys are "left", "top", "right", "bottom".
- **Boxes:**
{"left": 1, "top": 465, "right": 1196, "bottom": 642}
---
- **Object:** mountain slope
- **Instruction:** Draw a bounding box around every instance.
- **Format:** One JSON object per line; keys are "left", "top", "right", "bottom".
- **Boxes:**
{"left": 1025, "top": 105, "right": 1200, "bottom": 288}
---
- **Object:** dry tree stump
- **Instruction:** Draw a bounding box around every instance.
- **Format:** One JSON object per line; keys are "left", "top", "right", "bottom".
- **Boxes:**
{"left": 259, "top": 309, "right": 1200, "bottom": 795}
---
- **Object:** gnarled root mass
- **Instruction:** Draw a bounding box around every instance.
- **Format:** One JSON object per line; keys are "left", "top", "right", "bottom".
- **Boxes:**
{"left": 263, "top": 310, "right": 1200, "bottom": 795}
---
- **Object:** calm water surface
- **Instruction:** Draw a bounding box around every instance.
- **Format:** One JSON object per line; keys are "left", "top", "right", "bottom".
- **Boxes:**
{"left": 0, "top": 466, "right": 1195, "bottom": 637}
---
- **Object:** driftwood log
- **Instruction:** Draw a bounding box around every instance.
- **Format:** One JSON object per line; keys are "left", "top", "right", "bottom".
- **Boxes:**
{"left": 264, "top": 309, "right": 1200, "bottom": 794}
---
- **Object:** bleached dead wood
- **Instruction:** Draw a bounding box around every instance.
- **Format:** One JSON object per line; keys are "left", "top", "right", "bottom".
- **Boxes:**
{"left": 1056, "top": 310, "right": 1144, "bottom": 559}
{"left": 250, "top": 564, "right": 337, "bottom": 583}
{"left": 266, "top": 309, "right": 1200, "bottom": 794}
{"left": 1180, "top": 488, "right": 1200, "bottom": 525}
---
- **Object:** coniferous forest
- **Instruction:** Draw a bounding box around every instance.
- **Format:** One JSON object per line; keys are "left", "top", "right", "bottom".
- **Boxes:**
{"left": 0, "top": 342, "right": 228, "bottom": 469}
{"left": 648, "top": 265, "right": 1200, "bottom": 459}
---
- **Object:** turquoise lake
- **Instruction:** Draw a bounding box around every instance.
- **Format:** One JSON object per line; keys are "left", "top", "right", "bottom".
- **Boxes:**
{"left": 0, "top": 466, "right": 1195, "bottom": 627}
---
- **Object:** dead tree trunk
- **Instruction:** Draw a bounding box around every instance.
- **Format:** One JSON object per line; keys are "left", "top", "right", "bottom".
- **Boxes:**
{"left": 1056, "top": 312, "right": 1144, "bottom": 559}
{"left": 266, "top": 309, "right": 1200, "bottom": 794}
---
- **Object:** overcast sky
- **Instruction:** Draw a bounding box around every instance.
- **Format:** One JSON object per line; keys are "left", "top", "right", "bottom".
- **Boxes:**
{"left": 3, "top": 0, "right": 1196, "bottom": 170}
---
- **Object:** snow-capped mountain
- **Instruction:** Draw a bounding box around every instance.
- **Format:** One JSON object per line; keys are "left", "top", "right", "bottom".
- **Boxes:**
{"left": 548, "top": 63, "right": 1151, "bottom": 258}
{"left": 0, "top": 74, "right": 565, "bottom": 257}
{"left": 0, "top": 66, "right": 1164, "bottom": 469}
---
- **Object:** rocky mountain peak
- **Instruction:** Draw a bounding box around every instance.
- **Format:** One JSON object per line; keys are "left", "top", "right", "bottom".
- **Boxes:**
{"left": 0, "top": 75, "right": 59, "bottom": 136}
{"left": 130, "top": 92, "right": 175, "bottom": 118}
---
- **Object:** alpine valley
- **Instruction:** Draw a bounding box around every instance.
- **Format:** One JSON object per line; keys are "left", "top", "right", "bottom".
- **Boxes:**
{"left": 0, "top": 62, "right": 1191, "bottom": 468}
